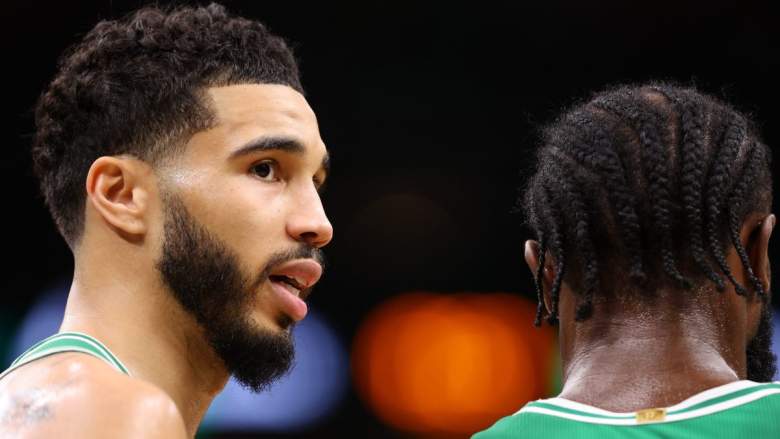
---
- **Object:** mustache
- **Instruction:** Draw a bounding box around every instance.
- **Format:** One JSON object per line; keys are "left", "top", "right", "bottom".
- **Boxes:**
{"left": 257, "top": 244, "right": 326, "bottom": 283}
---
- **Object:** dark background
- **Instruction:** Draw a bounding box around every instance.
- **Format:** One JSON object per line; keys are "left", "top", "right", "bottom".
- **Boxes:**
{"left": 1, "top": 1, "right": 777, "bottom": 438}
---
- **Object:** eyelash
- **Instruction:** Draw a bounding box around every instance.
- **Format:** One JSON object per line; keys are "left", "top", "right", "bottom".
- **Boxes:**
{"left": 249, "top": 159, "right": 326, "bottom": 192}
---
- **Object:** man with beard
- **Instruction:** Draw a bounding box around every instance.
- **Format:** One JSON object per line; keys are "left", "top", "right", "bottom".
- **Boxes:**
{"left": 475, "top": 84, "right": 779, "bottom": 438}
{"left": 0, "top": 4, "right": 331, "bottom": 438}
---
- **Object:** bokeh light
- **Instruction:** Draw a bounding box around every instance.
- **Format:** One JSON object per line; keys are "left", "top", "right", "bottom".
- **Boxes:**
{"left": 9, "top": 283, "right": 68, "bottom": 362}
{"left": 352, "top": 292, "right": 556, "bottom": 436}
{"left": 773, "top": 311, "right": 780, "bottom": 381}
{"left": 10, "top": 280, "right": 349, "bottom": 434}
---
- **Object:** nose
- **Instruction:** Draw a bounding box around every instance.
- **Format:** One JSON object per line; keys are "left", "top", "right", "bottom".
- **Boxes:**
{"left": 286, "top": 186, "right": 333, "bottom": 248}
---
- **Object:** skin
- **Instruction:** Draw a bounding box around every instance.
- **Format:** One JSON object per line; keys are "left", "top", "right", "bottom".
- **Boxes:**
{"left": 525, "top": 212, "right": 774, "bottom": 412}
{"left": 0, "top": 84, "right": 333, "bottom": 438}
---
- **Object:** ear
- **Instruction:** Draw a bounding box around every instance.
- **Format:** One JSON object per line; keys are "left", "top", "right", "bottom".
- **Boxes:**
{"left": 746, "top": 213, "right": 775, "bottom": 295}
{"left": 85, "top": 156, "right": 150, "bottom": 238}
{"left": 525, "top": 240, "right": 555, "bottom": 315}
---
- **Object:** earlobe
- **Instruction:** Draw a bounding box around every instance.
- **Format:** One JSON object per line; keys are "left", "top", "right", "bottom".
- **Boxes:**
{"left": 86, "top": 156, "right": 149, "bottom": 238}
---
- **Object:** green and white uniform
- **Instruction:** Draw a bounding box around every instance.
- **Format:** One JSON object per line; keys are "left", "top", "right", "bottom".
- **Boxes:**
{"left": 474, "top": 380, "right": 780, "bottom": 438}
{"left": 0, "top": 332, "right": 130, "bottom": 380}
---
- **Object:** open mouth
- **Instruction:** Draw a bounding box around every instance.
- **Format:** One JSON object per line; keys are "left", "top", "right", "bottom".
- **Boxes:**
{"left": 269, "top": 274, "right": 306, "bottom": 297}
{"left": 266, "top": 258, "right": 323, "bottom": 322}
{"left": 267, "top": 258, "right": 322, "bottom": 301}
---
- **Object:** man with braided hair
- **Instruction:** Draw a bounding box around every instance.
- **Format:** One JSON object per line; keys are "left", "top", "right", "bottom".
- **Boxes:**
{"left": 475, "top": 84, "right": 779, "bottom": 438}
{"left": 0, "top": 3, "right": 332, "bottom": 438}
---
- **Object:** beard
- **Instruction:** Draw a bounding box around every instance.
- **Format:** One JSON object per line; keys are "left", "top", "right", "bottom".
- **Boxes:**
{"left": 156, "top": 193, "right": 322, "bottom": 392}
{"left": 745, "top": 303, "right": 777, "bottom": 382}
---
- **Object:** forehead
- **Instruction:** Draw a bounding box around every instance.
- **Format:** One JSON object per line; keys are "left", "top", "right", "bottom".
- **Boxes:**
{"left": 199, "top": 83, "right": 326, "bottom": 156}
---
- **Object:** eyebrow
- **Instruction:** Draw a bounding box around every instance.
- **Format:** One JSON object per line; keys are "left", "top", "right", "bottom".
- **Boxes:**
{"left": 230, "top": 135, "right": 330, "bottom": 175}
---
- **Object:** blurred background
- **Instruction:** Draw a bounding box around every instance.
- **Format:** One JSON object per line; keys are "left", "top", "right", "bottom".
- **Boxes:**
{"left": 1, "top": 1, "right": 778, "bottom": 438}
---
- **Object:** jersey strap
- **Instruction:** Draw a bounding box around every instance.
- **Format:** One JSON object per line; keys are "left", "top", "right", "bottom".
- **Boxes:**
{"left": 0, "top": 332, "right": 130, "bottom": 380}
{"left": 518, "top": 380, "right": 780, "bottom": 426}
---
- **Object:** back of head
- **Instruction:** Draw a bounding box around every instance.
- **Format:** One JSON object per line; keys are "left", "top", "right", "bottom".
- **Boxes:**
{"left": 32, "top": 3, "right": 302, "bottom": 246}
{"left": 524, "top": 83, "right": 772, "bottom": 324}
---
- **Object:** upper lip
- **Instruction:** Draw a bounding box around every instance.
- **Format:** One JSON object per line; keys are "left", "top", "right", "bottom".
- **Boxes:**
{"left": 268, "top": 259, "right": 323, "bottom": 299}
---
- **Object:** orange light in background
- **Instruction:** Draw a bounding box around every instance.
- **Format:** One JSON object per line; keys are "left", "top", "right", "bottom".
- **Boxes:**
{"left": 352, "top": 292, "right": 556, "bottom": 436}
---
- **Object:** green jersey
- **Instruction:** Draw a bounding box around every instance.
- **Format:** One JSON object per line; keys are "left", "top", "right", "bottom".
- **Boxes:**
{"left": 0, "top": 332, "right": 130, "bottom": 380}
{"left": 474, "top": 380, "right": 780, "bottom": 438}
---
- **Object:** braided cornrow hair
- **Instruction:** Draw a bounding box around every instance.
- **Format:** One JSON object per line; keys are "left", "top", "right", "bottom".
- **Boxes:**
{"left": 524, "top": 83, "right": 772, "bottom": 325}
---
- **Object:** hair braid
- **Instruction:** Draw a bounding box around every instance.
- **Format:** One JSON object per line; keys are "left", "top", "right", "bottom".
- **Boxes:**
{"left": 726, "top": 144, "right": 767, "bottom": 297}
{"left": 548, "top": 225, "right": 566, "bottom": 324}
{"left": 527, "top": 182, "right": 549, "bottom": 326}
{"left": 540, "top": 176, "right": 568, "bottom": 325}
{"left": 551, "top": 159, "right": 598, "bottom": 321}
{"left": 566, "top": 111, "right": 647, "bottom": 283}
{"left": 533, "top": 235, "right": 548, "bottom": 326}
{"left": 704, "top": 113, "right": 749, "bottom": 294}
{"left": 593, "top": 93, "right": 691, "bottom": 288}
{"left": 654, "top": 86, "right": 725, "bottom": 289}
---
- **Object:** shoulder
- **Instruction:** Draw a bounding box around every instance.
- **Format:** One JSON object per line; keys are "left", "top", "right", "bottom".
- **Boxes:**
{"left": 0, "top": 353, "right": 186, "bottom": 438}
{"left": 61, "top": 357, "right": 187, "bottom": 438}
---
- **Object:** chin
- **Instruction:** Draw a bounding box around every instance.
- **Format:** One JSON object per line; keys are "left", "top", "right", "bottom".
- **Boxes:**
{"left": 248, "top": 310, "right": 294, "bottom": 333}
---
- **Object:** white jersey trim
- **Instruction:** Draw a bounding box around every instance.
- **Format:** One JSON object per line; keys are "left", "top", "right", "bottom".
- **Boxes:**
{"left": 0, "top": 347, "right": 112, "bottom": 381}
{"left": 519, "top": 386, "right": 780, "bottom": 426}
{"left": 522, "top": 380, "right": 768, "bottom": 417}
{"left": 0, "top": 332, "right": 131, "bottom": 381}
{"left": 53, "top": 333, "right": 130, "bottom": 374}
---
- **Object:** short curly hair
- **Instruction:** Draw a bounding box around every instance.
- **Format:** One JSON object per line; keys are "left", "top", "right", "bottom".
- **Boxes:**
{"left": 32, "top": 3, "right": 303, "bottom": 245}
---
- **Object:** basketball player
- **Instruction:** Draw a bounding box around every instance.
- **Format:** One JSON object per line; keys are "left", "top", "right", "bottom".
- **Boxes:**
{"left": 0, "top": 4, "right": 332, "bottom": 437}
{"left": 475, "top": 84, "right": 779, "bottom": 437}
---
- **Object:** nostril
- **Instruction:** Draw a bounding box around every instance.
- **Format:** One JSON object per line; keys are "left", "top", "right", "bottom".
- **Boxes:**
{"left": 298, "top": 230, "right": 320, "bottom": 244}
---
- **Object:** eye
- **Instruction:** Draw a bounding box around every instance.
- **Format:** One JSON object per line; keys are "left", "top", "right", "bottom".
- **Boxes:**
{"left": 250, "top": 160, "right": 278, "bottom": 181}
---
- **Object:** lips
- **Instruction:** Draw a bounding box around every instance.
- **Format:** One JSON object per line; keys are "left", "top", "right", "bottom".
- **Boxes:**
{"left": 267, "top": 259, "right": 323, "bottom": 322}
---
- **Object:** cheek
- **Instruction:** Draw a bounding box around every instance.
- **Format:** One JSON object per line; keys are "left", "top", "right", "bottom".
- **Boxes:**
{"left": 200, "top": 182, "right": 289, "bottom": 260}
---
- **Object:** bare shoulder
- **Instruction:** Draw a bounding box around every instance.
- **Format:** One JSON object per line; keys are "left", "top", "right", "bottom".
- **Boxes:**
{"left": 0, "top": 353, "right": 187, "bottom": 438}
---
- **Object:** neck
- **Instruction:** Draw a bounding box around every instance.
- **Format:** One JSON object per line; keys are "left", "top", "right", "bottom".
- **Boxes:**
{"left": 557, "top": 290, "right": 747, "bottom": 412}
{"left": 60, "top": 246, "right": 227, "bottom": 437}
